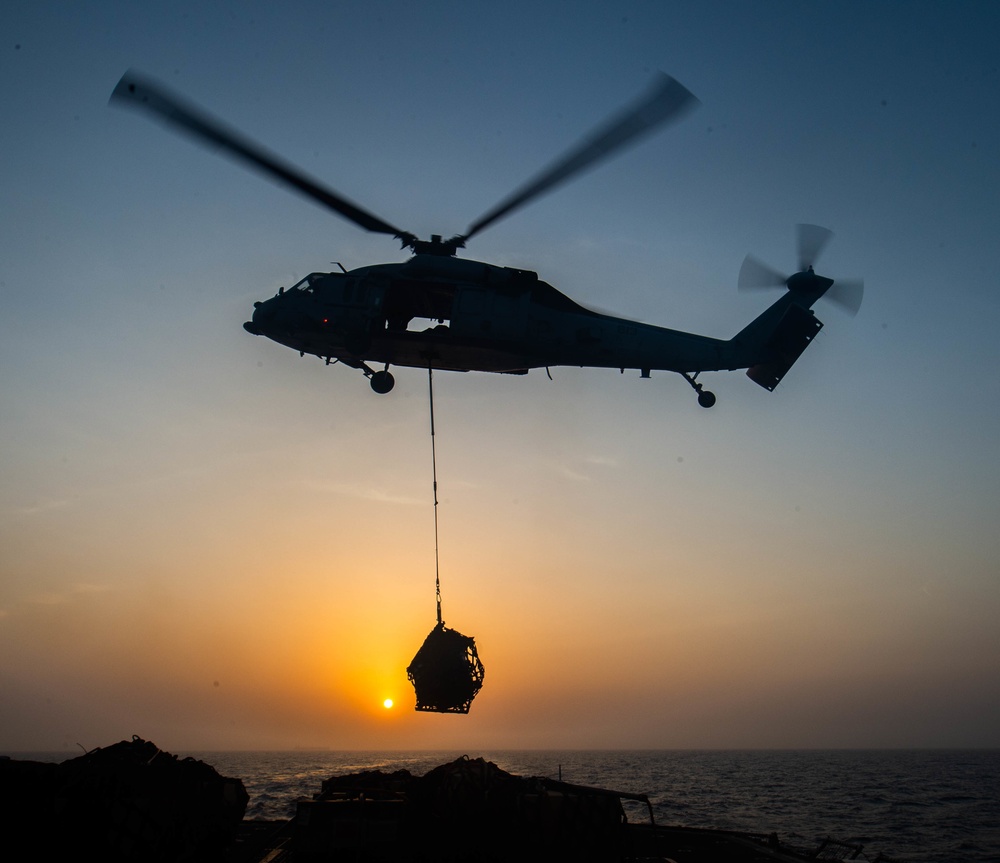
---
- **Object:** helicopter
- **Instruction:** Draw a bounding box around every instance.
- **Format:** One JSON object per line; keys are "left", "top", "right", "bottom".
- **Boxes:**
{"left": 111, "top": 71, "right": 863, "bottom": 406}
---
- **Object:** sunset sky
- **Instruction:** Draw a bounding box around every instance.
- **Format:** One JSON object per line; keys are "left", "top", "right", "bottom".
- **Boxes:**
{"left": 2, "top": 1, "right": 999, "bottom": 753}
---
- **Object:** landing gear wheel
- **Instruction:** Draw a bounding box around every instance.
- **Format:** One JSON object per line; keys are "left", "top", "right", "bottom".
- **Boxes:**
{"left": 370, "top": 370, "right": 395, "bottom": 394}
{"left": 680, "top": 371, "right": 716, "bottom": 408}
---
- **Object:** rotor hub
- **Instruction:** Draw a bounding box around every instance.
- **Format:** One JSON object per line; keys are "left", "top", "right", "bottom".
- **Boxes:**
{"left": 785, "top": 267, "right": 834, "bottom": 294}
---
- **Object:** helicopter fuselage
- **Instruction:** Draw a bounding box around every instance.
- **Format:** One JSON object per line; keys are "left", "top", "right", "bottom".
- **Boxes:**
{"left": 244, "top": 254, "right": 743, "bottom": 379}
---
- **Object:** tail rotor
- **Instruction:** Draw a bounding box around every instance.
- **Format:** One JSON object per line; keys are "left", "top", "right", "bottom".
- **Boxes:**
{"left": 738, "top": 223, "right": 864, "bottom": 316}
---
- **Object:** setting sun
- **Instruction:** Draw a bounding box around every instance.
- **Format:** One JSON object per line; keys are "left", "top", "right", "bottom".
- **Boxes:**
{"left": 383, "top": 699, "right": 394, "bottom": 709}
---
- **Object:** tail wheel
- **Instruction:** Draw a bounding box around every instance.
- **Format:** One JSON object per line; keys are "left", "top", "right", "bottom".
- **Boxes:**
{"left": 681, "top": 371, "right": 716, "bottom": 408}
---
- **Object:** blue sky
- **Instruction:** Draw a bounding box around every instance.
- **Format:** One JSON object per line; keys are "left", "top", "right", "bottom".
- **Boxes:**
{"left": 2, "top": 1, "right": 999, "bottom": 751}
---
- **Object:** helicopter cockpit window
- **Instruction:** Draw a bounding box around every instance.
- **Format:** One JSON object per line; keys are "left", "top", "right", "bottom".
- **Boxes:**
{"left": 288, "top": 273, "right": 325, "bottom": 293}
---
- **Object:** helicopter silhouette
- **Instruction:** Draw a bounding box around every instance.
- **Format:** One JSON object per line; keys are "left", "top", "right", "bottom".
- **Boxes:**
{"left": 111, "top": 71, "right": 863, "bottom": 406}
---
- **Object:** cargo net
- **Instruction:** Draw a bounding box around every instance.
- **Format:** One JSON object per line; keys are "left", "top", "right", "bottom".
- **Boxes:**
{"left": 407, "top": 621, "right": 485, "bottom": 714}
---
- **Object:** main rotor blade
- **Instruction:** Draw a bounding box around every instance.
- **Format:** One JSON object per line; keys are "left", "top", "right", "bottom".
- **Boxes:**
{"left": 797, "top": 223, "right": 833, "bottom": 271}
{"left": 110, "top": 70, "right": 411, "bottom": 241}
{"left": 738, "top": 254, "right": 788, "bottom": 290}
{"left": 462, "top": 73, "right": 699, "bottom": 243}
{"left": 826, "top": 278, "right": 864, "bottom": 316}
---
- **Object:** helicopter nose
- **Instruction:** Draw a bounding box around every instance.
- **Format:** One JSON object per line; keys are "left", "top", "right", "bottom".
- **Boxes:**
{"left": 243, "top": 295, "right": 313, "bottom": 339}
{"left": 243, "top": 299, "right": 270, "bottom": 335}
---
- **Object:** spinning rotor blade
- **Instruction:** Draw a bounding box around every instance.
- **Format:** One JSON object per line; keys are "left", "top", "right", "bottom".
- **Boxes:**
{"left": 110, "top": 71, "right": 411, "bottom": 242}
{"left": 826, "top": 278, "right": 865, "bottom": 316}
{"left": 462, "top": 73, "right": 699, "bottom": 243}
{"left": 738, "top": 254, "right": 788, "bottom": 290}
{"left": 797, "top": 223, "right": 833, "bottom": 270}
{"left": 738, "top": 225, "right": 864, "bottom": 316}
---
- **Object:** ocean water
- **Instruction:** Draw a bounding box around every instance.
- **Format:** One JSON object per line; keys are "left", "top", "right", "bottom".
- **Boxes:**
{"left": 11, "top": 749, "right": 999, "bottom": 862}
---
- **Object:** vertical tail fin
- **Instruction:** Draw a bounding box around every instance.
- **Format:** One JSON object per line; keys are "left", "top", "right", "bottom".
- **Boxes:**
{"left": 732, "top": 295, "right": 823, "bottom": 391}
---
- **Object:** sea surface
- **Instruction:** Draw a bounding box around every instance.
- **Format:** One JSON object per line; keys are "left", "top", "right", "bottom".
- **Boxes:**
{"left": 11, "top": 749, "right": 999, "bottom": 862}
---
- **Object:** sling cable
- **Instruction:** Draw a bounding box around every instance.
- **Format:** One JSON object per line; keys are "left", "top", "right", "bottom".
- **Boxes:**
{"left": 406, "top": 368, "right": 485, "bottom": 714}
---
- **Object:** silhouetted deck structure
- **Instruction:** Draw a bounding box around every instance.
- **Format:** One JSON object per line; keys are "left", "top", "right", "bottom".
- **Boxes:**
{"left": 2, "top": 742, "right": 902, "bottom": 862}
{"left": 230, "top": 756, "right": 896, "bottom": 863}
